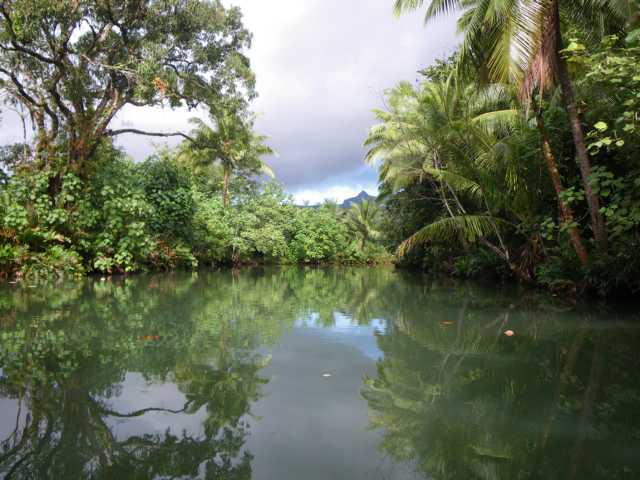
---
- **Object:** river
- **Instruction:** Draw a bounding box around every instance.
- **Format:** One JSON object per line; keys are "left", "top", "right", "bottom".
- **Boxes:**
{"left": 1, "top": 267, "right": 639, "bottom": 479}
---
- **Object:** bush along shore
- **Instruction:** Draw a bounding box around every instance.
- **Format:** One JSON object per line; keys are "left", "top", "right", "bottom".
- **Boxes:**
{"left": 0, "top": 145, "right": 392, "bottom": 280}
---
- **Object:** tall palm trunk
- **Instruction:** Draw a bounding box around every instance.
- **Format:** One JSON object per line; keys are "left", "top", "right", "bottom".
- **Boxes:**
{"left": 222, "top": 167, "right": 231, "bottom": 208}
{"left": 551, "top": 0, "right": 607, "bottom": 252}
{"left": 536, "top": 109, "right": 589, "bottom": 265}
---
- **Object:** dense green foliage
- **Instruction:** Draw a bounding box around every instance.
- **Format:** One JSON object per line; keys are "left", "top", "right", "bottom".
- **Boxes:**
{"left": 367, "top": 4, "right": 640, "bottom": 295}
{"left": 0, "top": 144, "right": 389, "bottom": 278}
{"left": 2, "top": 0, "right": 639, "bottom": 297}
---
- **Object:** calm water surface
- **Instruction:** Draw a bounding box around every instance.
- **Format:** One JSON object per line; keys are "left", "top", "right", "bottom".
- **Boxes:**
{"left": 1, "top": 267, "right": 639, "bottom": 479}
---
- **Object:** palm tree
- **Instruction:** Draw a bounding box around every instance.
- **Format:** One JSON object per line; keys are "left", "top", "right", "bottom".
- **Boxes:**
{"left": 347, "top": 199, "right": 381, "bottom": 249}
{"left": 186, "top": 110, "right": 275, "bottom": 207}
{"left": 392, "top": 0, "right": 630, "bottom": 252}
{"left": 364, "top": 77, "right": 549, "bottom": 281}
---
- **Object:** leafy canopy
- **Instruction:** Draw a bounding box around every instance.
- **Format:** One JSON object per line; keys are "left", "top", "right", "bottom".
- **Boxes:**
{"left": 0, "top": 0, "right": 254, "bottom": 169}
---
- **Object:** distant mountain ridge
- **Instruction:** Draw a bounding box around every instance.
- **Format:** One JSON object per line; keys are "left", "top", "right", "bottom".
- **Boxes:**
{"left": 295, "top": 190, "right": 376, "bottom": 208}
{"left": 340, "top": 191, "right": 375, "bottom": 208}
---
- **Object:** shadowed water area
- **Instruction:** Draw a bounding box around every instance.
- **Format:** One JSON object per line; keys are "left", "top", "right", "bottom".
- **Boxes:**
{"left": 1, "top": 267, "right": 639, "bottom": 479}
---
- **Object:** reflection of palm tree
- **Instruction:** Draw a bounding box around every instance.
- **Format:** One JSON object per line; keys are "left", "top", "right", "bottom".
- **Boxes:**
{"left": 362, "top": 298, "right": 640, "bottom": 479}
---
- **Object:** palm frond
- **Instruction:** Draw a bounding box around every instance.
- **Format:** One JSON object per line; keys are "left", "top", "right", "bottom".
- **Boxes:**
{"left": 471, "top": 108, "right": 520, "bottom": 133}
{"left": 397, "top": 215, "right": 506, "bottom": 256}
{"left": 423, "top": 166, "right": 484, "bottom": 201}
{"left": 260, "top": 163, "right": 275, "bottom": 178}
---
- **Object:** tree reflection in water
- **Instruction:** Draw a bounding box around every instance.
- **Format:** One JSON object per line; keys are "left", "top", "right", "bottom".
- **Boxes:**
{"left": 362, "top": 284, "right": 640, "bottom": 479}
{"left": 0, "top": 268, "right": 639, "bottom": 479}
{"left": 0, "top": 272, "right": 277, "bottom": 479}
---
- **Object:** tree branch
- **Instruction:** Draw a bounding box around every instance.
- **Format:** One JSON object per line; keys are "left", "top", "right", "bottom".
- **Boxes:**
{"left": 98, "top": 399, "right": 194, "bottom": 418}
{"left": 0, "top": 6, "right": 56, "bottom": 65}
{"left": 0, "top": 67, "right": 41, "bottom": 108}
{"left": 105, "top": 128, "right": 194, "bottom": 142}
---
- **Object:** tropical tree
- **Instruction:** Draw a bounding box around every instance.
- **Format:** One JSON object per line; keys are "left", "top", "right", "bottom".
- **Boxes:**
{"left": 392, "top": 0, "right": 632, "bottom": 252}
{"left": 347, "top": 199, "right": 381, "bottom": 249}
{"left": 365, "top": 76, "right": 546, "bottom": 280}
{"left": 0, "top": 0, "right": 254, "bottom": 176}
{"left": 185, "top": 109, "right": 275, "bottom": 207}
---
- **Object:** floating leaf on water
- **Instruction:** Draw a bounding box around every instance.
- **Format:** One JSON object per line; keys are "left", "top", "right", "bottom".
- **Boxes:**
{"left": 141, "top": 335, "right": 162, "bottom": 341}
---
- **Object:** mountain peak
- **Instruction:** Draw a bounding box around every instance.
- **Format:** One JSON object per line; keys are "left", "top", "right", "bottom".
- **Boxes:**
{"left": 340, "top": 190, "right": 375, "bottom": 208}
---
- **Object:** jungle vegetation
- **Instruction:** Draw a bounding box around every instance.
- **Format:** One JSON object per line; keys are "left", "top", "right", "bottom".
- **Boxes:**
{"left": 0, "top": 0, "right": 388, "bottom": 280}
{"left": 368, "top": 0, "right": 640, "bottom": 295}
{"left": 0, "top": 0, "right": 639, "bottom": 297}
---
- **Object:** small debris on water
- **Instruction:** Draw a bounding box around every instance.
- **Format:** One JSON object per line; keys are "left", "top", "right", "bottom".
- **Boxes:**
{"left": 504, "top": 330, "right": 515, "bottom": 337}
{"left": 440, "top": 321, "right": 455, "bottom": 327}
{"left": 141, "top": 335, "right": 162, "bottom": 341}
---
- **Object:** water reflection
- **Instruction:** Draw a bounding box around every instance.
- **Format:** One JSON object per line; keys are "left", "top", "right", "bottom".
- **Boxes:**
{"left": 0, "top": 268, "right": 639, "bottom": 479}
{"left": 362, "top": 285, "right": 640, "bottom": 479}
{"left": 0, "top": 273, "right": 272, "bottom": 478}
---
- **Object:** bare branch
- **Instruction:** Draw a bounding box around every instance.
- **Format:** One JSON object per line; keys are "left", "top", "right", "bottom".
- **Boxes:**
{"left": 105, "top": 128, "right": 194, "bottom": 142}
{"left": 98, "top": 399, "right": 195, "bottom": 418}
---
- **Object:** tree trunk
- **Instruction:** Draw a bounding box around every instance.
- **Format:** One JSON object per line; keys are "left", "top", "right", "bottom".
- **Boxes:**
{"left": 222, "top": 168, "right": 231, "bottom": 208}
{"left": 479, "top": 237, "right": 532, "bottom": 283}
{"left": 551, "top": 2, "right": 607, "bottom": 252}
{"left": 536, "top": 109, "right": 589, "bottom": 265}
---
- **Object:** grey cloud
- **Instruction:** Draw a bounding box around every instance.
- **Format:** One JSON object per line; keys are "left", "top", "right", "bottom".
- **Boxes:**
{"left": 238, "top": 0, "right": 458, "bottom": 190}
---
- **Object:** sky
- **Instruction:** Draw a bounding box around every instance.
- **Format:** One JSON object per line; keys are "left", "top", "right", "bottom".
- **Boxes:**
{"left": 0, "top": 0, "right": 459, "bottom": 204}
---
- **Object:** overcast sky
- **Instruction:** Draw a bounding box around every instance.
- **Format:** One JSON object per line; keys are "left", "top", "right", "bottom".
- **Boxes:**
{"left": 0, "top": 0, "right": 459, "bottom": 204}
